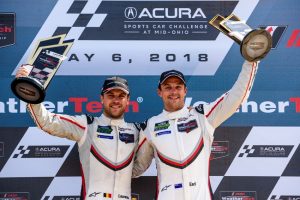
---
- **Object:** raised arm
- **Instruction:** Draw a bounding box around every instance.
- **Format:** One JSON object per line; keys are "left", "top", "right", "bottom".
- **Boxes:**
{"left": 202, "top": 61, "right": 258, "bottom": 128}
{"left": 27, "top": 103, "right": 87, "bottom": 141}
{"left": 16, "top": 65, "right": 87, "bottom": 141}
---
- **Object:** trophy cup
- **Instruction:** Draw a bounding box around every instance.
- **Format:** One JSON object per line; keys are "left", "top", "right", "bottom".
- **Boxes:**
{"left": 209, "top": 14, "right": 272, "bottom": 62}
{"left": 11, "top": 34, "right": 74, "bottom": 104}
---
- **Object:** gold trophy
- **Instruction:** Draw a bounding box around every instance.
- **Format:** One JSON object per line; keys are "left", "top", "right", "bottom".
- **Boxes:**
{"left": 209, "top": 14, "right": 272, "bottom": 62}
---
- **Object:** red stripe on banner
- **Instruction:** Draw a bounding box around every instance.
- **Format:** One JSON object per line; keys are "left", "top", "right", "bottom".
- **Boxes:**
{"left": 91, "top": 145, "right": 134, "bottom": 170}
{"left": 80, "top": 163, "right": 86, "bottom": 200}
{"left": 56, "top": 115, "right": 85, "bottom": 130}
{"left": 157, "top": 139, "right": 204, "bottom": 168}
{"left": 205, "top": 96, "right": 225, "bottom": 118}
{"left": 136, "top": 138, "right": 147, "bottom": 153}
{"left": 287, "top": 29, "right": 300, "bottom": 47}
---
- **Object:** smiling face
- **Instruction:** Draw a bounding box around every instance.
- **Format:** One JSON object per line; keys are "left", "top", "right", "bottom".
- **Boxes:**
{"left": 158, "top": 76, "right": 187, "bottom": 112}
{"left": 101, "top": 89, "right": 129, "bottom": 119}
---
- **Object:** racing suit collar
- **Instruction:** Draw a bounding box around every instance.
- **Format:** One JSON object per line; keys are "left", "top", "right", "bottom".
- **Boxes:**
{"left": 162, "top": 106, "right": 188, "bottom": 120}
{"left": 100, "top": 113, "right": 126, "bottom": 126}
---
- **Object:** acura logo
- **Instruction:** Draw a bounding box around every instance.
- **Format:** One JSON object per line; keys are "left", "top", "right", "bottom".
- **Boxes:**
{"left": 124, "top": 7, "right": 137, "bottom": 19}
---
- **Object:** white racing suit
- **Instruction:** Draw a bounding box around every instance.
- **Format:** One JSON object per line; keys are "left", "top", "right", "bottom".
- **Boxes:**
{"left": 28, "top": 104, "right": 144, "bottom": 200}
{"left": 133, "top": 61, "right": 259, "bottom": 200}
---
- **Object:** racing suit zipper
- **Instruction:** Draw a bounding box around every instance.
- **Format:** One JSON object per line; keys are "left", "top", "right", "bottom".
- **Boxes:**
{"left": 112, "top": 125, "right": 119, "bottom": 200}
{"left": 174, "top": 118, "right": 190, "bottom": 200}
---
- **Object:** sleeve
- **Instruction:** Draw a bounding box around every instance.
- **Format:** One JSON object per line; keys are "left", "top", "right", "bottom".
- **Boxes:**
{"left": 202, "top": 60, "right": 259, "bottom": 128}
{"left": 132, "top": 120, "right": 154, "bottom": 178}
{"left": 27, "top": 103, "right": 87, "bottom": 142}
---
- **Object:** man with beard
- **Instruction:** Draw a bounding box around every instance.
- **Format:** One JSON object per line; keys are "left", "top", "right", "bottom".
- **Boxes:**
{"left": 133, "top": 60, "right": 259, "bottom": 200}
{"left": 16, "top": 65, "right": 146, "bottom": 200}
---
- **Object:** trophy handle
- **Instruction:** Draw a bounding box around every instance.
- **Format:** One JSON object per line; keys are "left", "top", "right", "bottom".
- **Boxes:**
{"left": 28, "top": 34, "right": 66, "bottom": 61}
{"left": 209, "top": 14, "right": 242, "bottom": 44}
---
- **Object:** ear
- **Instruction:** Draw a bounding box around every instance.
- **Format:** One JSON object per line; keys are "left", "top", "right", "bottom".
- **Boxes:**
{"left": 100, "top": 95, "right": 104, "bottom": 103}
{"left": 157, "top": 88, "right": 162, "bottom": 97}
{"left": 126, "top": 95, "right": 130, "bottom": 106}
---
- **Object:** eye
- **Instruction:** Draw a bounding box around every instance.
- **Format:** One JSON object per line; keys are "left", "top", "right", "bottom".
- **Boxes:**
{"left": 164, "top": 86, "right": 171, "bottom": 90}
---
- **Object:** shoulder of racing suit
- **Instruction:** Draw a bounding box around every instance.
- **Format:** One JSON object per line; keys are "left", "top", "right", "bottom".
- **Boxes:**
{"left": 85, "top": 114, "right": 94, "bottom": 125}
{"left": 133, "top": 122, "right": 142, "bottom": 131}
{"left": 194, "top": 104, "right": 205, "bottom": 115}
{"left": 139, "top": 119, "right": 149, "bottom": 131}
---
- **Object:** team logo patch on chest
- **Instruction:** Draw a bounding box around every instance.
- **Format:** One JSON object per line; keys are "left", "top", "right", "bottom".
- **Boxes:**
{"left": 97, "top": 135, "right": 114, "bottom": 140}
{"left": 97, "top": 126, "right": 113, "bottom": 140}
{"left": 97, "top": 126, "right": 112, "bottom": 134}
{"left": 119, "top": 133, "right": 134, "bottom": 143}
{"left": 154, "top": 121, "right": 170, "bottom": 131}
{"left": 155, "top": 130, "right": 171, "bottom": 137}
{"left": 177, "top": 119, "right": 198, "bottom": 133}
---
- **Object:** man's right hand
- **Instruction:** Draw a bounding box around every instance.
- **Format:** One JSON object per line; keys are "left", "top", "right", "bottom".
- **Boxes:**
{"left": 15, "top": 64, "right": 32, "bottom": 78}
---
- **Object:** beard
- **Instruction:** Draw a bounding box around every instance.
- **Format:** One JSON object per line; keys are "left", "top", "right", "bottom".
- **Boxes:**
{"left": 103, "top": 105, "right": 126, "bottom": 119}
{"left": 164, "top": 98, "right": 184, "bottom": 112}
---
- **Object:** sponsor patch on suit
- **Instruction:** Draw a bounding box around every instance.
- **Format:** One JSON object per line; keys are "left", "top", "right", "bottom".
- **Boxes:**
{"left": 97, "top": 134, "right": 113, "bottom": 140}
{"left": 119, "top": 133, "right": 134, "bottom": 143}
{"left": 177, "top": 119, "right": 198, "bottom": 133}
{"left": 97, "top": 126, "right": 112, "bottom": 134}
{"left": 154, "top": 121, "right": 170, "bottom": 131}
{"left": 155, "top": 130, "right": 171, "bottom": 137}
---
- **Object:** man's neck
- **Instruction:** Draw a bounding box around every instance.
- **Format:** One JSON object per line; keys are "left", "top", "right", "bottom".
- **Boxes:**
{"left": 164, "top": 106, "right": 184, "bottom": 113}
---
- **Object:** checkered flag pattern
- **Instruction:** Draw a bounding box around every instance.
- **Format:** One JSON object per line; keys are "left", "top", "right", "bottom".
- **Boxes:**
{"left": 1, "top": 126, "right": 300, "bottom": 199}
{"left": 31, "top": 67, "right": 54, "bottom": 84}
{"left": 238, "top": 145, "right": 255, "bottom": 157}
{"left": 53, "top": 0, "right": 106, "bottom": 39}
{"left": 13, "top": 145, "right": 30, "bottom": 158}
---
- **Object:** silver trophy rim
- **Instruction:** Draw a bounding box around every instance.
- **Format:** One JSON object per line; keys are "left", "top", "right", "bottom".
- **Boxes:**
{"left": 240, "top": 29, "right": 273, "bottom": 62}
{"left": 11, "top": 76, "right": 45, "bottom": 104}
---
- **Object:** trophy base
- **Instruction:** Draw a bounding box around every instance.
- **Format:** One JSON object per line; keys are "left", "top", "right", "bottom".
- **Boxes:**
{"left": 11, "top": 77, "right": 45, "bottom": 104}
{"left": 241, "top": 29, "right": 272, "bottom": 62}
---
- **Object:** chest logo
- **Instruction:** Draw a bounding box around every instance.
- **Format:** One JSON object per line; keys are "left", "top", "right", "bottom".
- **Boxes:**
{"left": 177, "top": 119, "right": 198, "bottom": 133}
{"left": 154, "top": 121, "right": 170, "bottom": 131}
{"left": 97, "top": 135, "right": 114, "bottom": 140}
{"left": 119, "top": 133, "right": 134, "bottom": 143}
{"left": 97, "top": 126, "right": 112, "bottom": 134}
{"left": 155, "top": 130, "right": 171, "bottom": 137}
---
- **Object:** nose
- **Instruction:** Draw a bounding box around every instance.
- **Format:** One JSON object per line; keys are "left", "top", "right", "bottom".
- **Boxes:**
{"left": 112, "top": 97, "right": 121, "bottom": 103}
{"left": 170, "top": 87, "right": 177, "bottom": 94}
